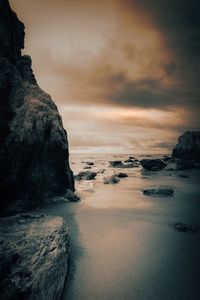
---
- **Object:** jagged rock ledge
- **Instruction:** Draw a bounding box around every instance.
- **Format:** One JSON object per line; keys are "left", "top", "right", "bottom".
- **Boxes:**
{"left": 0, "top": 214, "right": 70, "bottom": 300}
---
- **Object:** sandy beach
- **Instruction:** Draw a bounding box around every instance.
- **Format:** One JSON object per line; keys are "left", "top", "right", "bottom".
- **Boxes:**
{"left": 40, "top": 153, "right": 200, "bottom": 300}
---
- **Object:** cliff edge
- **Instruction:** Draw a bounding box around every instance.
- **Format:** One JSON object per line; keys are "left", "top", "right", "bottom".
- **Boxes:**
{"left": 0, "top": 0, "right": 74, "bottom": 215}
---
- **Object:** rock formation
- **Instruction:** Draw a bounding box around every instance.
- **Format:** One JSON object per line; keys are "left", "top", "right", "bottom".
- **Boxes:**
{"left": 0, "top": 0, "right": 74, "bottom": 215}
{"left": 172, "top": 131, "right": 200, "bottom": 163}
{"left": 0, "top": 214, "right": 70, "bottom": 300}
{"left": 140, "top": 159, "right": 167, "bottom": 171}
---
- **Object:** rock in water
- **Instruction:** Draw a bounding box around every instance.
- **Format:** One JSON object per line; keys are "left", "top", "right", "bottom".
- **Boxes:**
{"left": 0, "top": 214, "right": 70, "bottom": 300}
{"left": 104, "top": 175, "right": 120, "bottom": 184}
{"left": 75, "top": 171, "right": 97, "bottom": 181}
{"left": 140, "top": 159, "right": 167, "bottom": 171}
{"left": 0, "top": 0, "right": 74, "bottom": 214}
{"left": 172, "top": 131, "right": 200, "bottom": 163}
{"left": 143, "top": 187, "right": 174, "bottom": 196}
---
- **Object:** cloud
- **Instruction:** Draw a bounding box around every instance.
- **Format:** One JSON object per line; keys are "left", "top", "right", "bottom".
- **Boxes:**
{"left": 10, "top": 0, "right": 200, "bottom": 152}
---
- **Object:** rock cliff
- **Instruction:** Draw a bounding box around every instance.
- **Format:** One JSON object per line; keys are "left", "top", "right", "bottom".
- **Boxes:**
{"left": 172, "top": 131, "right": 200, "bottom": 163}
{"left": 0, "top": 0, "right": 74, "bottom": 215}
{"left": 0, "top": 214, "right": 70, "bottom": 300}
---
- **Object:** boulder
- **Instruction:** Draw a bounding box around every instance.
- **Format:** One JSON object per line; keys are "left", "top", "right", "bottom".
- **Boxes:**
{"left": 0, "top": 0, "right": 74, "bottom": 214}
{"left": 109, "top": 160, "right": 139, "bottom": 168}
{"left": 75, "top": 171, "right": 97, "bottom": 181}
{"left": 173, "top": 222, "right": 199, "bottom": 233}
{"left": 162, "top": 155, "right": 171, "bottom": 162}
{"left": 104, "top": 175, "right": 120, "bottom": 184}
{"left": 0, "top": 214, "right": 70, "bottom": 300}
{"left": 165, "top": 158, "right": 195, "bottom": 170}
{"left": 172, "top": 131, "right": 200, "bottom": 163}
{"left": 85, "top": 161, "right": 94, "bottom": 166}
{"left": 143, "top": 187, "right": 174, "bottom": 196}
{"left": 115, "top": 172, "right": 128, "bottom": 178}
{"left": 140, "top": 159, "right": 167, "bottom": 171}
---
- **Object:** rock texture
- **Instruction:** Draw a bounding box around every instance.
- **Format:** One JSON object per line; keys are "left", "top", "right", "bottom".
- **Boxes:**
{"left": 0, "top": 0, "right": 74, "bottom": 214}
{"left": 143, "top": 187, "right": 174, "bottom": 196}
{"left": 75, "top": 171, "right": 97, "bottom": 181}
{"left": 172, "top": 131, "right": 200, "bottom": 163}
{"left": 140, "top": 159, "right": 166, "bottom": 171}
{"left": 0, "top": 214, "right": 70, "bottom": 300}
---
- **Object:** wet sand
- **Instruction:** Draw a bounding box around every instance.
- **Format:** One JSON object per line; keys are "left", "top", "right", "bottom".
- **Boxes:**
{"left": 42, "top": 154, "right": 200, "bottom": 300}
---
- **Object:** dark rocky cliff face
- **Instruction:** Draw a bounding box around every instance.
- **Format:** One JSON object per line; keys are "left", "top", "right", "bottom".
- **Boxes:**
{"left": 172, "top": 131, "right": 200, "bottom": 163}
{"left": 0, "top": 0, "right": 74, "bottom": 214}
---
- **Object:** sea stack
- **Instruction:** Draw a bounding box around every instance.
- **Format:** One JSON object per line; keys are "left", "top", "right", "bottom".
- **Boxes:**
{"left": 0, "top": 0, "right": 74, "bottom": 215}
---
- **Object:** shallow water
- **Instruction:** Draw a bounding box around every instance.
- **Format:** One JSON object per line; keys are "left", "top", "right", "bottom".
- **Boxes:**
{"left": 43, "top": 154, "right": 200, "bottom": 300}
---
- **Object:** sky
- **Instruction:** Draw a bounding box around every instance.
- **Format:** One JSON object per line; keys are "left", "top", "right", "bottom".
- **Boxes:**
{"left": 10, "top": 0, "right": 200, "bottom": 153}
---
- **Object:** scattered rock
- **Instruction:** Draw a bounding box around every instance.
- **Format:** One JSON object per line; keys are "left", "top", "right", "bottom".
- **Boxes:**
{"left": 75, "top": 171, "right": 97, "bottom": 181}
{"left": 83, "top": 166, "right": 92, "bottom": 169}
{"left": 115, "top": 172, "right": 128, "bottom": 178}
{"left": 109, "top": 160, "right": 139, "bottom": 168}
{"left": 173, "top": 222, "right": 199, "bottom": 233}
{"left": 172, "top": 131, "right": 200, "bottom": 163}
{"left": 0, "top": 214, "right": 70, "bottom": 300}
{"left": 104, "top": 175, "right": 120, "bottom": 184}
{"left": 162, "top": 155, "right": 171, "bottom": 162}
{"left": 85, "top": 162, "right": 94, "bottom": 166}
{"left": 143, "top": 187, "right": 174, "bottom": 196}
{"left": 140, "top": 159, "right": 167, "bottom": 171}
{"left": 165, "top": 158, "right": 195, "bottom": 170}
{"left": 98, "top": 169, "right": 106, "bottom": 174}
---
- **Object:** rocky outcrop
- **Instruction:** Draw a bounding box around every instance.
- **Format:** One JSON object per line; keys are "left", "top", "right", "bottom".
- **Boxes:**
{"left": 140, "top": 159, "right": 166, "bottom": 171}
{"left": 172, "top": 131, "right": 200, "bottom": 163}
{"left": 165, "top": 158, "right": 195, "bottom": 170}
{"left": 0, "top": 214, "right": 70, "bottom": 300}
{"left": 0, "top": 0, "right": 74, "bottom": 214}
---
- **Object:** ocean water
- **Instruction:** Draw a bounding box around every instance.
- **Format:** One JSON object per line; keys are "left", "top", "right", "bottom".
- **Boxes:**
{"left": 42, "top": 153, "right": 200, "bottom": 300}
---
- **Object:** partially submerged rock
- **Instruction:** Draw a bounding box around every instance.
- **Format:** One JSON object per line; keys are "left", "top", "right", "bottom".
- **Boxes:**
{"left": 115, "top": 172, "right": 128, "bottom": 178}
{"left": 143, "top": 187, "right": 174, "bottom": 196}
{"left": 104, "top": 175, "right": 120, "bottom": 184}
{"left": 162, "top": 155, "right": 171, "bottom": 162}
{"left": 109, "top": 160, "right": 139, "bottom": 168}
{"left": 83, "top": 166, "right": 92, "bottom": 169}
{"left": 75, "top": 171, "right": 97, "bottom": 181}
{"left": 0, "top": 214, "right": 70, "bottom": 300}
{"left": 85, "top": 161, "right": 94, "bottom": 166}
{"left": 173, "top": 222, "right": 199, "bottom": 233}
{"left": 165, "top": 158, "right": 195, "bottom": 171}
{"left": 140, "top": 159, "right": 167, "bottom": 171}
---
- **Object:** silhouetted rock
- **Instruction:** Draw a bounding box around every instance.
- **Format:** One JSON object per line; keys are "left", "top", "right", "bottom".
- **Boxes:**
{"left": 172, "top": 131, "right": 200, "bottom": 163}
{"left": 140, "top": 159, "right": 166, "bottom": 171}
{"left": 85, "top": 161, "right": 94, "bottom": 166}
{"left": 83, "top": 166, "right": 92, "bottom": 169}
{"left": 173, "top": 222, "right": 199, "bottom": 233}
{"left": 75, "top": 171, "right": 97, "bottom": 180}
{"left": 143, "top": 187, "right": 174, "bottom": 196}
{"left": 165, "top": 158, "right": 195, "bottom": 170}
{"left": 0, "top": 0, "right": 74, "bottom": 214}
{"left": 109, "top": 160, "right": 139, "bottom": 168}
{"left": 115, "top": 172, "right": 128, "bottom": 178}
{"left": 0, "top": 214, "right": 70, "bottom": 300}
{"left": 104, "top": 175, "right": 120, "bottom": 184}
{"left": 162, "top": 155, "right": 171, "bottom": 162}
